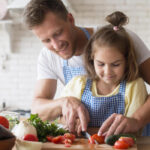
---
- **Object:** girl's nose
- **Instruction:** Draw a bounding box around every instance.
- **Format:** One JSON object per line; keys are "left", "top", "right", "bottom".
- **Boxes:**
{"left": 105, "top": 65, "right": 111, "bottom": 75}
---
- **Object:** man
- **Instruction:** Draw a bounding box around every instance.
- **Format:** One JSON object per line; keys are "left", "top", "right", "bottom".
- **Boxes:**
{"left": 23, "top": 0, "right": 150, "bottom": 135}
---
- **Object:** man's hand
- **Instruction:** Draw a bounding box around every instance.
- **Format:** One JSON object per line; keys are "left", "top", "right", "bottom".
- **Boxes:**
{"left": 62, "top": 97, "right": 90, "bottom": 133}
{"left": 98, "top": 113, "right": 140, "bottom": 138}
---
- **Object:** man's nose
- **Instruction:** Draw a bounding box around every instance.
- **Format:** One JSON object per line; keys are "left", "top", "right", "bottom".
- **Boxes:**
{"left": 51, "top": 39, "right": 61, "bottom": 50}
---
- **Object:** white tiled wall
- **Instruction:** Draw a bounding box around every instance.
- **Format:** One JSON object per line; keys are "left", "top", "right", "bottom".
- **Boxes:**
{"left": 0, "top": 0, "right": 150, "bottom": 110}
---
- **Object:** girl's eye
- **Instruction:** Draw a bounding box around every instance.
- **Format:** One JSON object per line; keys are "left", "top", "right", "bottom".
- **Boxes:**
{"left": 112, "top": 64, "right": 120, "bottom": 67}
{"left": 98, "top": 63, "right": 104, "bottom": 66}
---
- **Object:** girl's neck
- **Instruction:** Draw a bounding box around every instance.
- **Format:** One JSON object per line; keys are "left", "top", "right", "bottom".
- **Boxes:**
{"left": 75, "top": 27, "right": 93, "bottom": 56}
{"left": 96, "top": 80, "right": 119, "bottom": 95}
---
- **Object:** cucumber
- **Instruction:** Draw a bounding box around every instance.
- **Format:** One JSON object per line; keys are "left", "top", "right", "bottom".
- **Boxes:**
{"left": 105, "top": 134, "right": 136, "bottom": 145}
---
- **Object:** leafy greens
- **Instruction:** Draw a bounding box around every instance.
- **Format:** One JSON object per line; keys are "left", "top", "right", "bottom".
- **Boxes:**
{"left": 28, "top": 114, "right": 67, "bottom": 142}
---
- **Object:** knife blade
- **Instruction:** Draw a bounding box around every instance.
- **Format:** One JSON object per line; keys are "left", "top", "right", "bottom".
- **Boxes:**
{"left": 81, "top": 131, "right": 99, "bottom": 144}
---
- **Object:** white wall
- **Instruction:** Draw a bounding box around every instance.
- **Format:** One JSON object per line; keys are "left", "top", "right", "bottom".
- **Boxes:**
{"left": 0, "top": 0, "right": 150, "bottom": 110}
{"left": 0, "top": 23, "right": 43, "bottom": 110}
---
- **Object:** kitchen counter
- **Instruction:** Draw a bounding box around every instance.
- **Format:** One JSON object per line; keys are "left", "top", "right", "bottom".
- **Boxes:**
{"left": 137, "top": 136, "right": 150, "bottom": 150}
{"left": 12, "top": 136, "right": 150, "bottom": 150}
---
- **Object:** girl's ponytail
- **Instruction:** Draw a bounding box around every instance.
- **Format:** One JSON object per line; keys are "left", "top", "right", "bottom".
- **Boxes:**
{"left": 106, "top": 11, "right": 129, "bottom": 28}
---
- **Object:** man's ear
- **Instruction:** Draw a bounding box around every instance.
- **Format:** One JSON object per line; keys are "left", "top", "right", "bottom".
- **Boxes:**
{"left": 67, "top": 13, "right": 75, "bottom": 25}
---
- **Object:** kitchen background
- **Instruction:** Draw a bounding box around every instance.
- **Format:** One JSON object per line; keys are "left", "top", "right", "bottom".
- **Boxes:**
{"left": 0, "top": 0, "right": 150, "bottom": 111}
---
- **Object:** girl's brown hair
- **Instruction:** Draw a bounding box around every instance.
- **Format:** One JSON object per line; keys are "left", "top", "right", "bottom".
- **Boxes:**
{"left": 84, "top": 11, "right": 139, "bottom": 82}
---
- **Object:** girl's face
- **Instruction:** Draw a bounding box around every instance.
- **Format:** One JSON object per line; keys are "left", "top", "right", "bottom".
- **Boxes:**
{"left": 93, "top": 46, "right": 126, "bottom": 85}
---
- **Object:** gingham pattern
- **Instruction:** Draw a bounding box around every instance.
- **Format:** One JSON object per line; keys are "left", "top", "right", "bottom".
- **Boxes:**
{"left": 142, "top": 123, "right": 150, "bottom": 136}
{"left": 63, "top": 27, "right": 90, "bottom": 84}
{"left": 81, "top": 79, "right": 126, "bottom": 127}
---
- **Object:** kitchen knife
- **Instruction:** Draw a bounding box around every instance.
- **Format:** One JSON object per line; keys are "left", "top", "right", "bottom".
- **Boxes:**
{"left": 81, "top": 131, "right": 99, "bottom": 144}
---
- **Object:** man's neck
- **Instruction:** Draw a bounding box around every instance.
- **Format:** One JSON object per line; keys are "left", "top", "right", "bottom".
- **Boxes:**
{"left": 74, "top": 27, "right": 93, "bottom": 56}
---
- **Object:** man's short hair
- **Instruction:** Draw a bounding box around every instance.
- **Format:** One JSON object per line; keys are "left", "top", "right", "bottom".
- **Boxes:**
{"left": 23, "top": 0, "right": 68, "bottom": 29}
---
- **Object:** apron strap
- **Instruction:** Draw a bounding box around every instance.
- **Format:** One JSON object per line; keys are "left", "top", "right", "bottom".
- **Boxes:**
{"left": 80, "top": 27, "right": 91, "bottom": 40}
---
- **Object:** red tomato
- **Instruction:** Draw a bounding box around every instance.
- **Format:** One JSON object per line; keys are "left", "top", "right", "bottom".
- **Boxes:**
{"left": 64, "top": 139, "right": 72, "bottom": 144}
{"left": 46, "top": 136, "right": 53, "bottom": 142}
{"left": 114, "top": 140, "right": 129, "bottom": 149}
{"left": 91, "top": 134, "right": 105, "bottom": 144}
{"left": 119, "top": 137, "right": 134, "bottom": 147}
{"left": 65, "top": 143, "right": 71, "bottom": 147}
{"left": 0, "top": 116, "right": 9, "bottom": 129}
{"left": 52, "top": 136, "right": 65, "bottom": 144}
{"left": 88, "top": 136, "right": 96, "bottom": 144}
{"left": 64, "top": 133, "right": 75, "bottom": 142}
{"left": 23, "top": 134, "right": 38, "bottom": 142}
{"left": 64, "top": 139, "right": 72, "bottom": 147}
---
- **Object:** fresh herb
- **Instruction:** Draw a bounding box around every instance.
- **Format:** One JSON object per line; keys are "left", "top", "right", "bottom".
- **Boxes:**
{"left": 28, "top": 114, "right": 67, "bottom": 142}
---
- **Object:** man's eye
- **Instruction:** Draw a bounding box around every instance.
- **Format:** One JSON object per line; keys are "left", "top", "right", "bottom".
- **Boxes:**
{"left": 54, "top": 31, "right": 62, "bottom": 37}
{"left": 44, "top": 39, "right": 50, "bottom": 43}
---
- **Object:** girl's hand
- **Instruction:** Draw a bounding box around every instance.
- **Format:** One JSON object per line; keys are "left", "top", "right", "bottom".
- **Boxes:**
{"left": 98, "top": 113, "right": 139, "bottom": 138}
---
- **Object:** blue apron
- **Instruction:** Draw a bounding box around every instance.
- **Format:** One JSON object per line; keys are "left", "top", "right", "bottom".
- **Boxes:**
{"left": 142, "top": 123, "right": 150, "bottom": 136}
{"left": 81, "top": 79, "right": 126, "bottom": 127}
{"left": 63, "top": 28, "right": 90, "bottom": 84}
{"left": 81, "top": 79, "right": 150, "bottom": 136}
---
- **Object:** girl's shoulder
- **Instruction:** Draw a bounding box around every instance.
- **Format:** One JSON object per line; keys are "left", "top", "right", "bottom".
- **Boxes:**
{"left": 126, "top": 77, "right": 145, "bottom": 90}
{"left": 69, "top": 75, "right": 87, "bottom": 85}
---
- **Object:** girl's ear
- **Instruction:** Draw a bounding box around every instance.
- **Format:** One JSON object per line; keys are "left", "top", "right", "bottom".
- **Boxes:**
{"left": 67, "top": 13, "right": 75, "bottom": 25}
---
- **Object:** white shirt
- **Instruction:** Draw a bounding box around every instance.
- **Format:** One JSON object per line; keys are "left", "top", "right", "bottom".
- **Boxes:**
{"left": 37, "top": 27, "right": 150, "bottom": 85}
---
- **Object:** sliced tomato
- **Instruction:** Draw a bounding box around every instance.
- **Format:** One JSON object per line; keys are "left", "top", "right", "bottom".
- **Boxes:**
{"left": 23, "top": 134, "right": 38, "bottom": 142}
{"left": 65, "top": 143, "right": 71, "bottom": 147}
{"left": 52, "top": 136, "right": 65, "bottom": 144}
{"left": 0, "top": 116, "right": 9, "bottom": 129}
{"left": 91, "top": 134, "right": 105, "bottom": 144}
{"left": 46, "top": 136, "right": 53, "bottom": 142}
{"left": 88, "top": 136, "right": 96, "bottom": 144}
{"left": 114, "top": 140, "right": 129, "bottom": 149}
{"left": 119, "top": 137, "right": 134, "bottom": 147}
{"left": 64, "top": 139, "right": 72, "bottom": 144}
{"left": 64, "top": 133, "right": 75, "bottom": 142}
{"left": 64, "top": 138, "right": 72, "bottom": 147}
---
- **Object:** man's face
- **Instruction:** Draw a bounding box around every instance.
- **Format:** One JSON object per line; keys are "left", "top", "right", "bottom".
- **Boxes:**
{"left": 32, "top": 12, "right": 77, "bottom": 59}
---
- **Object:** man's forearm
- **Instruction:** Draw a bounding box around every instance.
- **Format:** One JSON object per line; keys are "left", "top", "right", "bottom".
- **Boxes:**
{"left": 132, "top": 95, "right": 150, "bottom": 129}
{"left": 31, "top": 97, "right": 65, "bottom": 121}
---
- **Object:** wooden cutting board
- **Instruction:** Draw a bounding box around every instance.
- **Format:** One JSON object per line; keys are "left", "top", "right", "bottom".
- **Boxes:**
{"left": 42, "top": 138, "right": 137, "bottom": 150}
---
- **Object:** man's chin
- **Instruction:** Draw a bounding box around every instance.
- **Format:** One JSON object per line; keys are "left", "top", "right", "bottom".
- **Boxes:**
{"left": 59, "top": 54, "right": 72, "bottom": 60}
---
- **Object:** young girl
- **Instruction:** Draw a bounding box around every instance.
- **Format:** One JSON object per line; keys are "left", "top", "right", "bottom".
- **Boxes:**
{"left": 61, "top": 11, "right": 149, "bottom": 136}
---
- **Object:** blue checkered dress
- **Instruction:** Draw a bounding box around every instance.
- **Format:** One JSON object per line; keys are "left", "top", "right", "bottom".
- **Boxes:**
{"left": 81, "top": 79, "right": 126, "bottom": 127}
{"left": 63, "top": 28, "right": 90, "bottom": 84}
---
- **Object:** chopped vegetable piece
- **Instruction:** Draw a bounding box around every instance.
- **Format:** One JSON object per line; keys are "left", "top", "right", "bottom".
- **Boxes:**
{"left": 91, "top": 134, "right": 105, "bottom": 144}
{"left": 88, "top": 136, "right": 96, "bottom": 144}
{"left": 52, "top": 136, "right": 65, "bottom": 144}
{"left": 46, "top": 136, "right": 53, "bottom": 142}
{"left": 64, "top": 133, "right": 75, "bottom": 142}
{"left": 114, "top": 140, "right": 129, "bottom": 149}
{"left": 0, "top": 116, "right": 9, "bottom": 129}
{"left": 23, "top": 134, "right": 39, "bottom": 142}
{"left": 105, "top": 134, "right": 136, "bottom": 145}
{"left": 119, "top": 137, "right": 134, "bottom": 147}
